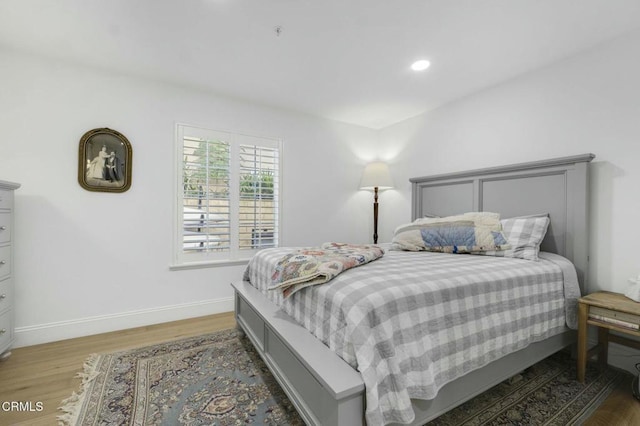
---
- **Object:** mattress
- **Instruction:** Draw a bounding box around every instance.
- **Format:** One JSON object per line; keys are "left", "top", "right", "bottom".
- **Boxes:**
{"left": 243, "top": 247, "right": 580, "bottom": 425}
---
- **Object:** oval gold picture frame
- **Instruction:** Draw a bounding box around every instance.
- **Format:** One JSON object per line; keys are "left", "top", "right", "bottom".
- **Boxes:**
{"left": 78, "top": 128, "right": 133, "bottom": 193}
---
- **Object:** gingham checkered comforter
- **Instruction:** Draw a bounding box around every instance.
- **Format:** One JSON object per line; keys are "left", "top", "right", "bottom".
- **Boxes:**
{"left": 243, "top": 247, "right": 580, "bottom": 426}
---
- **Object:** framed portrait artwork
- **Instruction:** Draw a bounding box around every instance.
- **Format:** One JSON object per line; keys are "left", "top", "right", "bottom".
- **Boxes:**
{"left": 78, "top": 128, "right": 132, "bottom": 193}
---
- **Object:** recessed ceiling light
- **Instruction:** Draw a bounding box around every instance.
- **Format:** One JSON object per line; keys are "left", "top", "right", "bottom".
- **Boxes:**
{"left": 411, "top": 60, "right": 431, "bottom": 71}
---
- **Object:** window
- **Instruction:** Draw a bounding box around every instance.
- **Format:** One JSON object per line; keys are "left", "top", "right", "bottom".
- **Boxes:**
{"left": 174, "top": 124, "right": 281, "bottom": 267}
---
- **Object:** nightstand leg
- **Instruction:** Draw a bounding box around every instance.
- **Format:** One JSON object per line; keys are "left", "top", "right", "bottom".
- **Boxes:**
{"left": 597, "top": 327, "right": 609, "bottom": 368}
{"left": 577, "top": 302, "right": 588, "bottom": 383}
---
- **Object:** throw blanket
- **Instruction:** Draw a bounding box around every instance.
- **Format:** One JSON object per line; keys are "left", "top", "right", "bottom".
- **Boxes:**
{"left": 269, "top": 242, "right": 384, "bottom": 298}
{"left": 392, "top": 212, "right": 511, "bottom": 253}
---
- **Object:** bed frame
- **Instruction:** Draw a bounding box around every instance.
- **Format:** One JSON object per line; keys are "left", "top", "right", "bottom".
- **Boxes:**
{"left": 232, "top": 153, "right": 595, "bottom": 425}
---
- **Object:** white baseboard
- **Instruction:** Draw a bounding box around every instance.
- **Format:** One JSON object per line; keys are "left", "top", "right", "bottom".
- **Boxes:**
{"left": 607, "top": 341, "right": 640, "bottom": 376}
{"left": 588, "top": 334, "right": 640, "bottom": 376}
{"left": 14, "top": 297, "right": 234, "bottom": 348}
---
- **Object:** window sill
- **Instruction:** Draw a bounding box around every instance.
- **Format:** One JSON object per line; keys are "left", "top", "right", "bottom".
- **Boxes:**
{"left": 169, "top": 258, "right": 250, "bottom": 271}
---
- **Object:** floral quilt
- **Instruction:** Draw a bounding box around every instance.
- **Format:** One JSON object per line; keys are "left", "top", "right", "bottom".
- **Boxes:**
{"left": 269, "top": 242, "right": 384, "bottom": 298}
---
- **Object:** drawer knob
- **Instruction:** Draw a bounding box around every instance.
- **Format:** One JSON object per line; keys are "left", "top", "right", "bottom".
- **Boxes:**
{"left": 0, "top": 294, "right": 5, "bottom": 300}
{"left": 0, "top": 261, "right": 5, "bottom": 265}
{"left": 0, "top": 329, "right": 5, "bottom": 335}
{"left": 0, "top": 226, "right": 5, "bottom": 231}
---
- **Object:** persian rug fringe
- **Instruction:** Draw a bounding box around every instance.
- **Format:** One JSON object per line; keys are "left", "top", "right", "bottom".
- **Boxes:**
{"left": 57, "top": 353, "right": 102, "bottom": 426}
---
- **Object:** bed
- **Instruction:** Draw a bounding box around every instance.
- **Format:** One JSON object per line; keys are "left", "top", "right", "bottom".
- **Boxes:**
{"left": 231, "top": 153, "right": 594, "bottom": 425}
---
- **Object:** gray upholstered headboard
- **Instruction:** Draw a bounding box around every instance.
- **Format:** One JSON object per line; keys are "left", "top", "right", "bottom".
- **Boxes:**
{"left": 410, "top": 153, "right": 595, "bottom": 293}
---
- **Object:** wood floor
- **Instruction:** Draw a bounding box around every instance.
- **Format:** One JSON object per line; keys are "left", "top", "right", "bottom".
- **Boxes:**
{"left": 0, "top": 311, "right": 638, "bottom": 426}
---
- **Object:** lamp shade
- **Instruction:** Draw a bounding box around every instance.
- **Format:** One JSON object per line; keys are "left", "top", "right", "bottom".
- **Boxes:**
{"left": 360, "top": 162, "right": 393, "bottom": 190}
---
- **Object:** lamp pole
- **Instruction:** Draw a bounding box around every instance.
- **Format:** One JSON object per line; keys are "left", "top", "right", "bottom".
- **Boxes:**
{"left": 373, "top": 186, "right": 379, "bottom": 244}
{"left": 360, "top": 161, "right": 392, "bottom": 245}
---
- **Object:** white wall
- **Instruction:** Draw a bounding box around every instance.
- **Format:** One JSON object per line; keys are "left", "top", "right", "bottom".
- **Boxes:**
{"left": 4, "top": 26, "right": 639, "bottom": 369}
{"left": 0, "top": 49, "right": 378, "bottom": 346}
{"left": 379, "top": 29, "right": 640, "bottom": 372}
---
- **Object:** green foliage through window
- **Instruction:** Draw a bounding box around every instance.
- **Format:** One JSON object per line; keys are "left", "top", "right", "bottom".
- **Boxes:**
{"left": 240, "top": 170, "right": 274, "bottom": 198}
{"left": 183, "top": 139, "right": 230, "bottom": 199}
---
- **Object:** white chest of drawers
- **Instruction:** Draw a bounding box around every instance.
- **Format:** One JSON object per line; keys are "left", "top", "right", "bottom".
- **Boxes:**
{"left": 0, "top": 180, "right": 20, "bottom": 359}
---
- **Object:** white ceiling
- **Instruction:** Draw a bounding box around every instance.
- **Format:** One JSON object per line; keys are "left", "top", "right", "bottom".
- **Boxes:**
{"left": 1, "top": 0, "right": 640, "bottom": 129}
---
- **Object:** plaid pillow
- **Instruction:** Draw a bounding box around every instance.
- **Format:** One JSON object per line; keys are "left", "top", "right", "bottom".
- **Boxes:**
{"left": 480, "top": 214, "right": 550, "bottom": 261}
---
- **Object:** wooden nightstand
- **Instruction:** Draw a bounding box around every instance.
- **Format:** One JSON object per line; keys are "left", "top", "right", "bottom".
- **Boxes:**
{"left": 577, "top": 291, "right": 640, "bottom": 383}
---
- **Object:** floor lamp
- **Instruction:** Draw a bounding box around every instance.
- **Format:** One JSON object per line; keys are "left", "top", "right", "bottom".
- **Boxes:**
{"left": 360, "top": 162, "right": 393, "bottom": 244}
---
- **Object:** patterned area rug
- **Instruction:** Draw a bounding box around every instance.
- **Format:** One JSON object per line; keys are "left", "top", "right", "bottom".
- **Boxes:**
{"left": 428, "top": 350, "right": 628, "bottom": 426}
{"left": 58, "top": 329, "right": 303, "bottom": 425}
{"left": 59, "top": 328, "right": 627, "bottom": 426}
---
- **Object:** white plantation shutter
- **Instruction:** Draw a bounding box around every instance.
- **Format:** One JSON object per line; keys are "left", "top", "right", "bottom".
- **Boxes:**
{"left": 238, "top": 143, "right": 279, "bottom": 250}
{"left": 182, "top": 136, "right": 231, "bottom": 253}
{"left": 175, "top": 125, "right": 281, "bottom": 266}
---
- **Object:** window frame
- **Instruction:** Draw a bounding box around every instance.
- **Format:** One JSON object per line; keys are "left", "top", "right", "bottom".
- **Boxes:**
{"left": 171, "top": 123, "right": 282, "bottom": 270}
